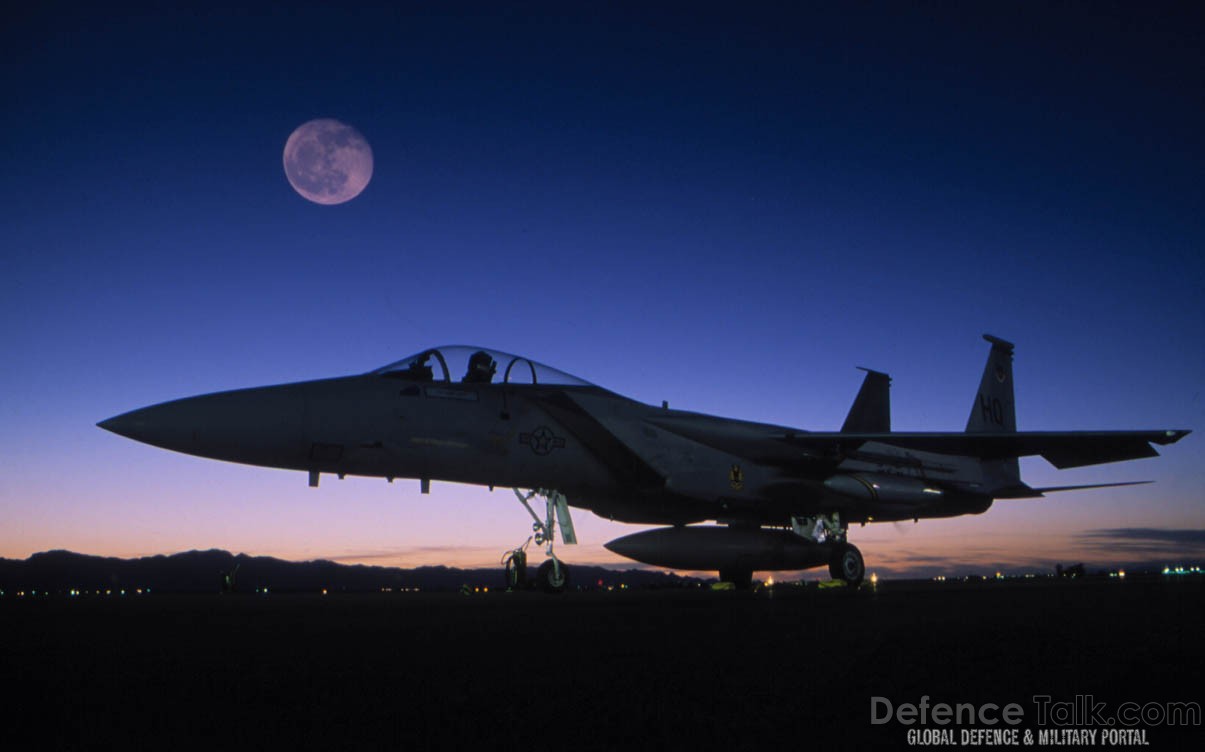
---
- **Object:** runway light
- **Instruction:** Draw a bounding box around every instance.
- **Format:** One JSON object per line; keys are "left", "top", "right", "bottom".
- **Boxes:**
{"left": 869, "top": 573, "right": 878, "bottom": 586}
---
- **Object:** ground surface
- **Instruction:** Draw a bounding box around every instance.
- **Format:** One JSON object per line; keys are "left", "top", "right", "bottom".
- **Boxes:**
{"left": 3, "top": 577, "right": 1201, "bottom": 750}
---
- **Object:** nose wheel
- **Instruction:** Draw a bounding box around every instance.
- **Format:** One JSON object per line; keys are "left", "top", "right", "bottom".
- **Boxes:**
{"left": 535, "top": 559, "right": 569, "bottom": 593}
{"left": 506, "top": 489, "right": 576, "bottom": 594}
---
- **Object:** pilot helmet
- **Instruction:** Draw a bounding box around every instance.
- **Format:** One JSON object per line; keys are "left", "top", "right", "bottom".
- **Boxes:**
{"left": 468, "top": 350, "right": 496, "bottom": 380}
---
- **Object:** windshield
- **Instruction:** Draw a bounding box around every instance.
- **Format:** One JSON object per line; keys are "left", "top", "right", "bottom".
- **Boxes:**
{"left": 372, "top": 346, "right": 593, "bottom": 386}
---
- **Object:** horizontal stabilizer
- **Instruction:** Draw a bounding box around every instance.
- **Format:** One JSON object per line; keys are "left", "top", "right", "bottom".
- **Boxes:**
{"left": 994, "top": 480, "right": 1153, "bottom": 499}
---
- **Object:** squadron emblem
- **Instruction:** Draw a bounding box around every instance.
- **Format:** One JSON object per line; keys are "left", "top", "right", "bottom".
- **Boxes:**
{"left": 729, "top": 464, "right": 744, "bottom": 490}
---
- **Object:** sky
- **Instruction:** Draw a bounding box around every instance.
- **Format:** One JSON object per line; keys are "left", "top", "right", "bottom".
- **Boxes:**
{"left": 2, "top": 1, "right": 1203, "bottom": 578}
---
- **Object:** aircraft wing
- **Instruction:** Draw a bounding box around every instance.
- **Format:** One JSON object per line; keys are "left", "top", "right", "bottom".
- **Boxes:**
{"left": 794, "top": 430, "right": 1191, "bottom": 468}
{"left": 647, "top": 416, "right": 1189, "bottom": 470}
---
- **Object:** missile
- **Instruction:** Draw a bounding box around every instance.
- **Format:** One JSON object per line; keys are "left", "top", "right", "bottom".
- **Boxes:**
{"left": 604, "top": 525, "right": 834, "bottom": 571}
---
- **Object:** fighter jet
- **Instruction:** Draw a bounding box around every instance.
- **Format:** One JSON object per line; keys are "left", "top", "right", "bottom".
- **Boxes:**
{"left": 98, "top": 336, "right": 1188, "bottom": 591}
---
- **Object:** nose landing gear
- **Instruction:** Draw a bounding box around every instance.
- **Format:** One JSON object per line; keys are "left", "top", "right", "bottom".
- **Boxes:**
{"left": 506, "top": 489, "right": 576, "bottom": 593}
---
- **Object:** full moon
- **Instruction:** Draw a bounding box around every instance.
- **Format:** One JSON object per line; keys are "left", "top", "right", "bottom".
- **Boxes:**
{"left": 282, "top": 119, "right": 373, "bottom": 205}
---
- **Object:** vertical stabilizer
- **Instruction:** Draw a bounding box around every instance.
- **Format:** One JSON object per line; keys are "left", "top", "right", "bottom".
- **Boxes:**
{"left": 842, "top": 368, "right": 891, "bottom": 433}
{"left": 967, "top": 335, "right": 1016, "bottom": 433}
{"left": 967, "top": 334, "right": 1021, "bottom": 491}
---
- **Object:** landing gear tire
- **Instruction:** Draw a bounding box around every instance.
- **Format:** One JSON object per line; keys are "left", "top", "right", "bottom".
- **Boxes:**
{"left": 829, "top": 543, "right": 865, "bottom": 587}
{"left": 719, "top": 567, "right": 753, "bottom": 591}
{"left": 536, "top": 559, "right": 569, "bottom": 594}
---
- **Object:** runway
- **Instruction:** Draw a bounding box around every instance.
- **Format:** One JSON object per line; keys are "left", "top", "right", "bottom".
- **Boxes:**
{"left": 4, "top": 576, "right": 1201, "bottom": 749}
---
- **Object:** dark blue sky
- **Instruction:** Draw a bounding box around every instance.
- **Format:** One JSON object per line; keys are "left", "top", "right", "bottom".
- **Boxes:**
{"left": 3, "top": 2, "right": 1201, "bottom": 573}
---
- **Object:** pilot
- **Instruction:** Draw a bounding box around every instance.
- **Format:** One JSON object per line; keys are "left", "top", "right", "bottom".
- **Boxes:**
{"left": 463, "top": 350, "right": 497, "bottom": 383}
{"left": 401, "top": 352, "right": 434, "bottom": 382}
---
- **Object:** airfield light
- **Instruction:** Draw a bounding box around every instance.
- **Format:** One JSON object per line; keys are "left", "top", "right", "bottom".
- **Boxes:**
{"left": 322, "top": 589, "right": 328, "bottom": 595}
{"left": 870, "top": 573, "right": 878, "bottom": 586}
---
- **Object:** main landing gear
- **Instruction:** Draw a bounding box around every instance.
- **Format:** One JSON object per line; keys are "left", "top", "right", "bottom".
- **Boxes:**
{"left": 828, "top": 542, "right": 865, "bottom": 587}
{"left": 792, "top": 512, "right": 866, "bottom": 588}
{"left": 504, "top": 489, "right": 577, "bottom": 593}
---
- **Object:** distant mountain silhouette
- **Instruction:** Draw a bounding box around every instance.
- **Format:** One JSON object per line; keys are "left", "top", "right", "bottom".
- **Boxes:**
{"left": 0, "top": 550, "right": 707, "bottom": 593}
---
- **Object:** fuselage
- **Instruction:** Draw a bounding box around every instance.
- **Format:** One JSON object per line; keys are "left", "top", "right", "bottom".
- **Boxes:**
{"left": 99, "top": 362, "right": 991, "bottom": 528}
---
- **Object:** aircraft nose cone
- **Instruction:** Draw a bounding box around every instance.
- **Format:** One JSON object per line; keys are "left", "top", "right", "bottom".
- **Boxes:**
{"left": 97, "top": 403, "right": 198, "bottom": 450}
{"left": 97, "top": 385, "right": 308, "bottom": 467}
{"left": 98, "top": 411, "right": 149, "bottom": 440}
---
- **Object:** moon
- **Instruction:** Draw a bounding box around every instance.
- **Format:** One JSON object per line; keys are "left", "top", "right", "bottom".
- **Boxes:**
{"left": 282, "top": 119, "right": 373, "bottom": 205}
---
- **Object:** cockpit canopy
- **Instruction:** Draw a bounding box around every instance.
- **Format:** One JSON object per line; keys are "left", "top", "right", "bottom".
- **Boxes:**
{"left": 372, "top": 346, "right": 593, "bottom": 387}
